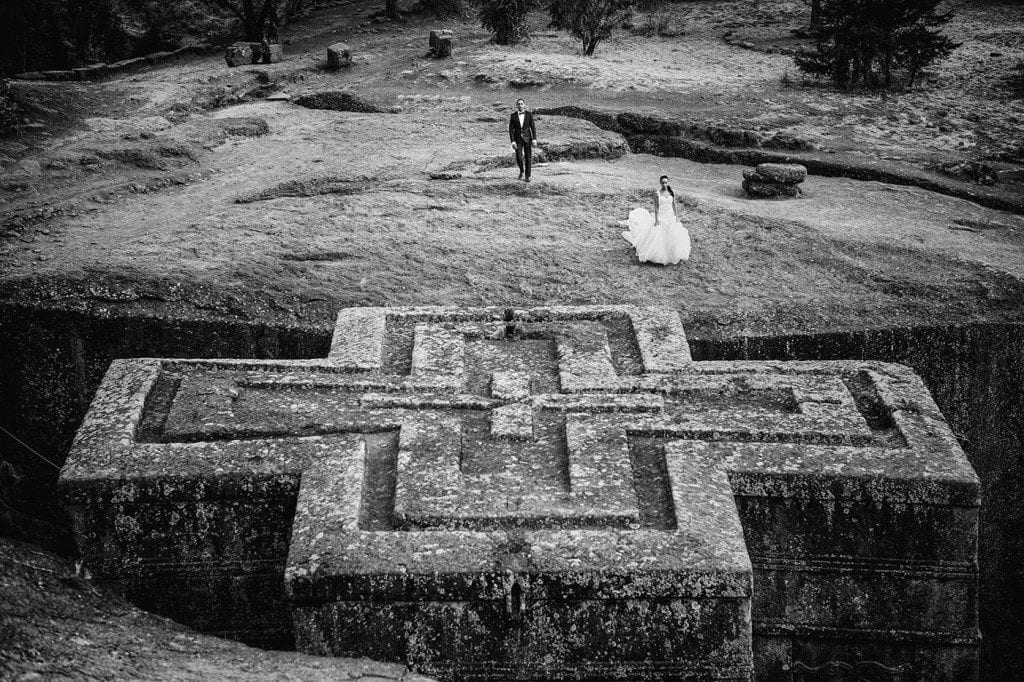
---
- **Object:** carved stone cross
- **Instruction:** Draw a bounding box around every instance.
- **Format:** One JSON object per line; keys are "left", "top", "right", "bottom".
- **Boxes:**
{"left": 60, "top": 305, "right": 980, "bottom": 680}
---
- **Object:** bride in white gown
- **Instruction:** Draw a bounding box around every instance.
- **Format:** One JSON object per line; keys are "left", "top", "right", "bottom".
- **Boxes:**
{"left": 620, "top": 175, "right": 691, "bottom": 265}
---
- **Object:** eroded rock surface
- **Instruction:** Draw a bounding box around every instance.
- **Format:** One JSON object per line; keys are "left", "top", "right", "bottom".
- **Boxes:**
{"left": 0, "top": 538, "right": 433, "bottom": 681}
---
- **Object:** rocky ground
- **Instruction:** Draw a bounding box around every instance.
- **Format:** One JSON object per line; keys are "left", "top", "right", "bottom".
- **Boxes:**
{"left": 1, "top": 98, "right": 1023, "bottom": 338}
{"left": 0, "top": 538, "right": 434, "bottom": 681}
{"left": 1, "top": 0, "right": 1022, "bottom": 340}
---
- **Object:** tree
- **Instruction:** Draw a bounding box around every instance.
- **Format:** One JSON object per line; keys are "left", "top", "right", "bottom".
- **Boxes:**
{"left": 419, "top": 0, "right": 463, "bottom": 18}
{"left": 210, "top": 0, "right": 280, "bottom": 42}
{"left": 795, "top": 0, "right": 958, "bottom": 89}
{"left": 550, "top": 0, "right": 631, "bottom": 56}
{"left": 808, "top": 0, "right": 822, "bottom": 32}
{"left": 65, "top": 0, "right": 123, "bottom": 64}
{"left": 0, "top": 0, "right": 311, "bottom": 75}
{"left": 478, "top": 0, "right": 536, "bottom": 45}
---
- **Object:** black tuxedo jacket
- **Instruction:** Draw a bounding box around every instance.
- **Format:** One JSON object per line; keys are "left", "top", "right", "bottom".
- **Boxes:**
{"left": 509, "top": 111, "right": 537, "bottom": 144}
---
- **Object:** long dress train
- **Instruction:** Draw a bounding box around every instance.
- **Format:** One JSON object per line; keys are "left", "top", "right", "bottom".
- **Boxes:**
{"left": 620, "top": 192, "right": 691, "bottom": 265}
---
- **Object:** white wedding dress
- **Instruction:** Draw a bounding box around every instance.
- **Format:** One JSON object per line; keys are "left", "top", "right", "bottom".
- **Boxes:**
{"left": 620, "top": 192, "right": 691, "bottom": 265}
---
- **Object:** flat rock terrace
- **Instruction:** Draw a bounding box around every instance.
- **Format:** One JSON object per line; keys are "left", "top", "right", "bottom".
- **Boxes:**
{"left": 59, "top": 305, "right": 980, "bottom": 680}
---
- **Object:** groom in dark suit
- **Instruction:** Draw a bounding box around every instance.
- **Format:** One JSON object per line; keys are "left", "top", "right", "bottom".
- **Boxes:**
{"left": 509, "top": 98, "right": 537, "bottom": 182}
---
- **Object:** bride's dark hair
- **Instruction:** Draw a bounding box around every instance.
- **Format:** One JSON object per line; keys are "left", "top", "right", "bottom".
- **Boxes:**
{"left": 659, "top": 175, "right": 674, "bottom": 197}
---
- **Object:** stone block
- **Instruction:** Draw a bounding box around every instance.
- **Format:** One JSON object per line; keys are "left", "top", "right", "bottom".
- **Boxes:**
{"left": 216, "top": 116, "right": 270, "bottom": 137}
{"left": 326, "top": 42, "right": 352, "bottom": 68}
{"left": 429, "top": 30, "right": 452, "bottom": 58}
{"left": 225, "top": 42, "right": 259, "bottom": 68}
{"left": 754, "top": 162, "right": 807, "bottom": 184}
{"left": 59, "top": 305, "right": 980, "bottom": 680}
{"left": 263, "top": 43, "right": 284, "bottom": 64}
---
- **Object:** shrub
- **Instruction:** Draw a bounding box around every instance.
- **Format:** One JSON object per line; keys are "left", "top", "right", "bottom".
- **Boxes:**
{"left": 207, "top": 0, "right": 285, "bottom": 41}
{"left": 415, "top": 0, "right": 463, "bottom": 17}
{"left": 795, "top": 0, "right": 958, "bottom": 89}
{"left": 547, "top": 0, "right": 570, "bottom": 29}
{"left": 618, "top": 7, "right": 635, "bottom": 31}
{"left": 133, "top": 1, "right": 236, "bottom": 52}
{"left": 478, "top": 0, "right": 536, "bottom": 45}
{"left": 633, "top": 8, "right": 682, "bottom": 37}
{"left": 550, "top": 0, "right": 632, "bottom": 55}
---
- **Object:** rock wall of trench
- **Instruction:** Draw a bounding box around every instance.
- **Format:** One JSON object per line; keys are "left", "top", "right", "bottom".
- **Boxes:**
{"left": 0, "top": 304, "right": 330, "bottom": 552}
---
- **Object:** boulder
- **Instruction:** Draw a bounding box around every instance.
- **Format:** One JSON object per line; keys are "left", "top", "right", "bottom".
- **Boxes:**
{"left": 939, "top": 161, "right": 998, "bottom": 186}
{"left": 14, "top": 159, "right": 42, "bottom": 176}
{"left": 216, "top": 117, "right": 270, "bottom": 137}
{"left": 742, "top": 164, "right": 806, "bottom": 199}
{"left": 742, "top": 177, "right": 801, "bottom": 198}
{"left": 327, "top": 42, "right": 352, "bottom": 68}
{"left": 225, "top": 42, "right": 259, "bottom": 67}
{"left": 753, "top": 163, "right": 807, "bottom": 184}
{"left": 429, "top": 30, "right": 453, "bottom": 58}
